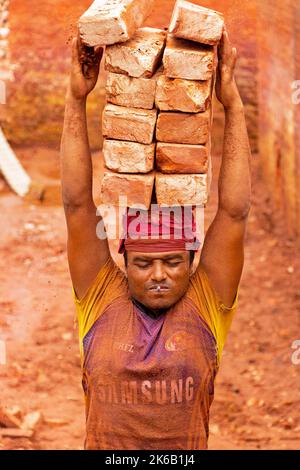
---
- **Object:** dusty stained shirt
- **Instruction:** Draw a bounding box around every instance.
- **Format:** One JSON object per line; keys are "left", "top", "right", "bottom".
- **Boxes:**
{"left": 72, "top": 256, "right": 238, "bottom": 450}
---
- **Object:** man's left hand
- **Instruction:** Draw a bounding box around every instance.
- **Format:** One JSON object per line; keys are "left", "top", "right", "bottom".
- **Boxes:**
{"left": 215, "top": 29, "right": 243, "bottom": 111}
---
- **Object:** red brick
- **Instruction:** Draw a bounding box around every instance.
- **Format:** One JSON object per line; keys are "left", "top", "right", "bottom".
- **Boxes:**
{"left": 155, "top": 173, "right": 208, "bottom": 206}
{"left": 106, "top": 71, "right": 159, "bottom": 110}
{"left": 79, "top": 0, "right": 156, "bottom": 47}
{"left": 155, "top": 74, "right": 212, "bottom": 112}
{"left": 163, "top": 35, "right": 215, "bottom": 81}
{"left": 103, "top": 139, "right": 155, "bottom": 173}
{"left": 102, "top": 104, "right": 157, "bottom": 145}
{"left": 169, "top": 1, "right": 224, "bottom": 45}
{"left": 156, "top": 143, "right": 209, "bottom": 173}
{"left": 105, "top": 27, "right": 166, "bottom": 78}
{"left": 156, "top": 110, "right": 211, "bottom": 145}
{"left": 100, "top": 170, "right": 155, "bottom": 208}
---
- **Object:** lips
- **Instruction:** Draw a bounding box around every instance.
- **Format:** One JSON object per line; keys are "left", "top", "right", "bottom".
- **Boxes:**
{"left": 148, "top": 286, "right": 170, "bottom": 292}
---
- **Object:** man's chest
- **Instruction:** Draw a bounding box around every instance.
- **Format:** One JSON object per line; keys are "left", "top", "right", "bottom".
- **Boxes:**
{"left": 82, "top": 297, "right": 218, "bottom": 405}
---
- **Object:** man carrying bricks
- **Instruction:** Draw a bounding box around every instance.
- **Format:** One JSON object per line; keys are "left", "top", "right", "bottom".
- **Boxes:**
{"left": 60, "top": 28, "right": 251, "bottom": 450}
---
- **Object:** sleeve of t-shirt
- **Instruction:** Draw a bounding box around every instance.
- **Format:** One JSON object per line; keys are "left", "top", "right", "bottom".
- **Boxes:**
{"left": 71, "top": 256, "right": 128, "bottom": 358}
{"left": 187, "top": 265, "right": 239, "bottom": 365}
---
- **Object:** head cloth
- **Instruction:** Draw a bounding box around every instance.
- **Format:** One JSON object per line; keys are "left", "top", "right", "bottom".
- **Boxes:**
{"left": 118, "top": 206, "right": 201, "bottom": 254}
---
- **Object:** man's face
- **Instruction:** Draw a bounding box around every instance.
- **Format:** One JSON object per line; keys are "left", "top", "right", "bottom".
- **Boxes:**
{"left": 125, "top": 251, "right": 193, "bottom": 311}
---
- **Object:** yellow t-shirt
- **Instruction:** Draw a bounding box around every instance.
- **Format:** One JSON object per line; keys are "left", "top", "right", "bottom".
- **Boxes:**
{"left": 72, "top": 256, "right": 238, "bottom": 450}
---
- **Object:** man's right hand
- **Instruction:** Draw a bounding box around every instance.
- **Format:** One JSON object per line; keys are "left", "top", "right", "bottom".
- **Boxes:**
{"left": 68, "top": 33, "right": 103, "bottom": 101}
{"left": 61, "top": 33, "right": 110, "bottom": 301}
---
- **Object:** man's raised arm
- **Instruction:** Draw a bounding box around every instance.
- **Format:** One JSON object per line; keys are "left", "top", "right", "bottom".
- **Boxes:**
{"left": 199, "top": 29, "right": 252, "bottom": 307}
{"left": 60, "top": 35, "right": 111, "bottom": 300}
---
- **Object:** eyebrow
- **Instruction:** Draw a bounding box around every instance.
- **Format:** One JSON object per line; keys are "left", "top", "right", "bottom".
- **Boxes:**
{"left": 132, "top": 254, "right": 184, "bottom": 262}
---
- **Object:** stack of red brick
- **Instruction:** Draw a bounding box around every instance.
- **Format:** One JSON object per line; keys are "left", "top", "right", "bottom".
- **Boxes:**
{"left": 79, "top": 0, "right": 224, "bottom": 209}
{"left": 102, "top": 25, "right": 165, "bottom": 208}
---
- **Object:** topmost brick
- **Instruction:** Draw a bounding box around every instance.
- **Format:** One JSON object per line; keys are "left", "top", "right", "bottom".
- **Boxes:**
{"left": 78, "top": 0, "right": 156, "bottom": 47}
{"left": 169, "top": 0, "right": 224, "bottom": 46}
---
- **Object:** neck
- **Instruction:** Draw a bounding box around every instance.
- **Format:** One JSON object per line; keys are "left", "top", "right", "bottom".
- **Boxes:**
{"left": 132, "top": 298, "right": 168, "bottom": 319}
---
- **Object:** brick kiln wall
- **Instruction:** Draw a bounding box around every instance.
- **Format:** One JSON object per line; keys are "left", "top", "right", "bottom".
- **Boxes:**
{"left": 294, "top": 5, "right": 300, "bottom": 238}
{"left": 257, "top": 0, "right": 300, "bottom": 238}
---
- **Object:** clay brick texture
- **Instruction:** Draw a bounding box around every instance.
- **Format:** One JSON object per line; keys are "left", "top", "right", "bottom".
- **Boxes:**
{"left": 105, "top": 27, "right": 167, "bottom": 78}
{"left": 98, "top": 5, "right": 219, "bottom": 209}
{"left": 79, "top": 0, "right": 156, "bottom": 46}
{"left": 101, "top": 171, "right": 155, "bottom": 208}
{"left": 169, "top": 0, "right": 224, "bottom": 45}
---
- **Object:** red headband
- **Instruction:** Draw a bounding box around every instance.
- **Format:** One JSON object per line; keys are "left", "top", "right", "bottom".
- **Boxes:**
{"left": 118, "top": 206, "right": 201, "bottom": 254}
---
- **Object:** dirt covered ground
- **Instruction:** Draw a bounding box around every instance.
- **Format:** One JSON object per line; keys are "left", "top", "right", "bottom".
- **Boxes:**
{"left": 0, "top": 0, "right": 300, "bottom": 451}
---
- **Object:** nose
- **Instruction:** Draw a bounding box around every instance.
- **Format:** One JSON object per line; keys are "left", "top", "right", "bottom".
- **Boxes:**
{"left": 151, "top": 261, "right": 167, "bottom": 283}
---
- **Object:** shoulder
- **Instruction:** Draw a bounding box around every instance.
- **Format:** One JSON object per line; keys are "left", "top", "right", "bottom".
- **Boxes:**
{"left": 73, "top": 256, "right": 128, "bottom": 305}
{"left": 73, "top": 256, "right": 129, "bottom": 357}
{"left": 186, "top": 265, "right": 239, "bottom": 365}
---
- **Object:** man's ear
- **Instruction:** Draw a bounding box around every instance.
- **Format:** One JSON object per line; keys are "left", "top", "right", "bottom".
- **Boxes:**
{"left": 124, "top": 265, "right": 128, "bottom": 277}
{"left": 189, "top": 258, "right": 196, "bottom": 277}
{"left": 123, "top": 257, "right": 128, "bottom": 276}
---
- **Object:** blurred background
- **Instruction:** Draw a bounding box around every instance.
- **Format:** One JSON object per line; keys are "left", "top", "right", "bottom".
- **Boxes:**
{"left": 0, "top": 0, "right": 299, "bottom": 450}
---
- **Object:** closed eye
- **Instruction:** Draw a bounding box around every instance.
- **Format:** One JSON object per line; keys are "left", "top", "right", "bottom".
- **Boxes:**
{"left": 135, "top": 263, "right": 151, "bottom": 269}
{"left": 165, "top": 261, "right": 182, "bottom": 267}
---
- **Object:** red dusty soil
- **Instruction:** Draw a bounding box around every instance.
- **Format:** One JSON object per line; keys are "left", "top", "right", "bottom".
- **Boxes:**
{"left": 0, "top": 0, "right": 299, "bottom": 451}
